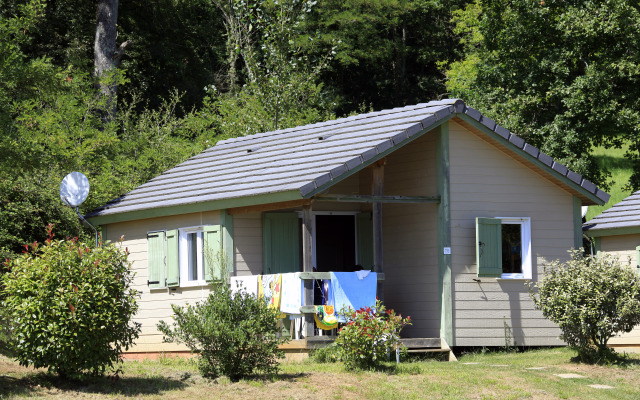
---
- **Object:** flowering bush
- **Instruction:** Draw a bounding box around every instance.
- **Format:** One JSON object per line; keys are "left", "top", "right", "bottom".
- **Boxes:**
{"left": 529, "top": 250, "right": 640, "bottom": 363}
{"left": 335, "top": 299, "right": 411, "bottom": 370}
{"left": 1, "top": 225, "right": 140, "bottom": 377}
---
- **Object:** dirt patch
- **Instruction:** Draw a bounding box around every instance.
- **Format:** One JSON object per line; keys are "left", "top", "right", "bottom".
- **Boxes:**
{"left": 0, "top": 354, "right": 33, "bottom": 375}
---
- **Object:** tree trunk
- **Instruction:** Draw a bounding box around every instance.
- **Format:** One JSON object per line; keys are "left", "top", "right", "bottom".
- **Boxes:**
{"left": 94, "top": 0, "right": 127, "bottom": 121}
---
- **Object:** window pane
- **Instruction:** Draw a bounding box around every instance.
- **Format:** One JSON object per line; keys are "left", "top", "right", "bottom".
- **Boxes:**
{"left": 502, "top": 224, "right": 522, "bottom": 274}
{"left": 187, "top": 232, "right": 198, "bottom": 281}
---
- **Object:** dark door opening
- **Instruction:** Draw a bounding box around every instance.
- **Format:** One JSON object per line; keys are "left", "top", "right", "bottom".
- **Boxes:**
{"left": 315, "top": 214, "right": 356, "bottom": 272}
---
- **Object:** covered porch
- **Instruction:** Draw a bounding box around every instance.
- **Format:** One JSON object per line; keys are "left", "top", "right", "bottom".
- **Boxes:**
{"left": 228, "top": 130, "right": 454, "bottom": 358}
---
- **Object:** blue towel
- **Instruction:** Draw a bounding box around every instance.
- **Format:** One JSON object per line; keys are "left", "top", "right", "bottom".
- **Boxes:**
{"left": 330, "top": 271, "right": 377, "bottom": 322}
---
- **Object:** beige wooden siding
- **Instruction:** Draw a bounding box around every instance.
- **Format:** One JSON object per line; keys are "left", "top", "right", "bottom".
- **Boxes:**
{"left": 449, "top": 120, "right": 572, "bottom": 346}
{"left": 383, "top": 132, "right": 440, "bottom": 338}
{"left": 106, "top": 211, "right": 221, "bottom": 352}
{"left": 233, "top": 212, "right": 263, "bottom": 276}
{"left": 599, "top": 234, "right": 640, "bottom": 347}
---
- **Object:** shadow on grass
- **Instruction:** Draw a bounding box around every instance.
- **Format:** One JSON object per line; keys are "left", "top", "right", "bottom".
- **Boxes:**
{"left": 0, "top": 372, "right": 189, "bottom": 398}
{"left": 569, "top": 350, "right": 640, "bottom": 368}
{"left": 595, "top": 154, "right": 633, "bottom": 171}
{"left": 244, "top": 372, "right": 310, "bottom": 383}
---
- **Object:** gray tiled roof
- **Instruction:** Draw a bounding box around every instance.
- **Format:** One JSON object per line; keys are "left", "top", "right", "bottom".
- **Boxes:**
{"left": 87, "top": 99, "right": 608, "bottom": 219}
{"left": 584, "top": 191, "right": 640, "bottom": 231}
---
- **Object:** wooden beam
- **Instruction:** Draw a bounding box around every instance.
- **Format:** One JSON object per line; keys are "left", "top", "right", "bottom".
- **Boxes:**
{"left": 315, "top": 195, "right": 440, "bottom": 203}
{"left": 299, "top": 272, "right": 385, "bottom": 280}
{"left": 372, "top": 159, "right": 385, "bottom": 303}
{"left": 228, "top": 199, "right": 312, "bottom": 215}
{"left": 301, "top": 204, "right": 314, "bottom": 338}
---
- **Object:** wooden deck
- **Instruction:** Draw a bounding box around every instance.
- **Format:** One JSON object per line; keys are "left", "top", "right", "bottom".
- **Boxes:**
{"left": 279, "top": 337, "right": 457, "bottom": 362}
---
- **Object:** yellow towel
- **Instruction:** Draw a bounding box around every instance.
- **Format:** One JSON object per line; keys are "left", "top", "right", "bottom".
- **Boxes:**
{"left": 314, "top": 305, "right": 338, "bottom": 330}
{"left": 259, "top": 274, "right": 285, "bottom": 318}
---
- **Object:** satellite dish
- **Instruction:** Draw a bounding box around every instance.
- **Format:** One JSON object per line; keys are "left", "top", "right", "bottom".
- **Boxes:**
{"left": 60, "top": 172, "right": 90, "bottom": 208}
{"left": 581, "top": 206, "right": 589, "bottom": 218}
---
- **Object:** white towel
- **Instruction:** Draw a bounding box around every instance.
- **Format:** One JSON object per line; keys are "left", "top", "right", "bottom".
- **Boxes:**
{"left": 355, "top": 269, "right": 371, "bottom": 280}
{"left": 230, "top": 275, "right": 258, "bottom": 297}
{"left": 280, "top": 272, "right": 303, "bottom": 314}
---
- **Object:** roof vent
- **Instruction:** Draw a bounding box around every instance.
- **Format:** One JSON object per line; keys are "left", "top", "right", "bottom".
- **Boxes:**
{"left": 247, "top": 146, "right": 262, "bottom": 153}
{"left": 318, "top": 133, "right": 335, "bottom": 140}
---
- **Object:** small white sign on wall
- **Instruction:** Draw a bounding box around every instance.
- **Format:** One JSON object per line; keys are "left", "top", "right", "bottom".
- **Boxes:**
{"left": 443, "top": 247, "right": 451, "bottom": 255}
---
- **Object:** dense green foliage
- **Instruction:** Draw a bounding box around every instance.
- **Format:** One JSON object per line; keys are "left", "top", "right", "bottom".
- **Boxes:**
{"left": 335, "top": 300, "right": 411, "bottom": 370}
{"left": 301, "top": 0, "right": 467, "bottom": 114}
{"left": 0, "top": 177, "right": 85, "bottom": 262}
{"left": 446, "top": 0, "right": 640, "bottom": 190}
{"left": 529, "top": 250, "right": 640, "bottom": 362}
{"left": 157, "top": 283, "right": 287, "bottom": 382}
{"left": 6, "top": 0, "right": 640, "bottom": 261}
{"left": 1, "top": 227, "right": 141, "bottom": 377}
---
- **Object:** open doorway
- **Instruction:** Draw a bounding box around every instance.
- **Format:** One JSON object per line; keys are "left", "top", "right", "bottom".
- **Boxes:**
{"left": 314, "top": 214, "right": 357, "bottom": 272}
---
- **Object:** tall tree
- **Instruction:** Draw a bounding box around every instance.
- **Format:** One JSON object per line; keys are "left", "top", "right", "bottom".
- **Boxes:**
{"left": 94, "top": 0, "right": 128, "bottom": 119}
{"left": 445, "top": 0, "right": 640, "bottom": 190}
{"left": 205, "top": 0, "right": 335, "bottom": 137}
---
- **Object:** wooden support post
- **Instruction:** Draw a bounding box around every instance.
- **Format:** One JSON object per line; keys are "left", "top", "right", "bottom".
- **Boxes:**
{"left": 372, "top": 160, "right": 385, "bottom": 303}
{"left": 302, "top": 204, "right": 315, "bottom": 338}
{"left": 436, "top": 123, "right": 453, "bottom": 344}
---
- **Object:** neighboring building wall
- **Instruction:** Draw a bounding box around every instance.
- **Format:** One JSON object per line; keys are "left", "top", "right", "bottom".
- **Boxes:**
{"left": 598, "top": 234, "right": 640, "bottom": 348}
{"left": 106, "top": 210, "right": 221, "bottom": 353}
{"left": 449, "top": 120, "right": 572, "bottom": 346}
{"left": 599, "top": 234, "right": 640, "bottom": 267}
{"left": 383, "top": 131, "right": 440, "bottom": 338}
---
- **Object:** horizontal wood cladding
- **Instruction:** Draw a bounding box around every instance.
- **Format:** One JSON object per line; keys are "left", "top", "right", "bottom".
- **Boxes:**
{"left": 455, "top": 336, "right": 564, "bottom": 347}
{"left": 233, "top": 212, "right": 263, "bottom": 275}
{"left": 449, "top": 120, "right": 573, "bottom": 346}
{"left": 106, "top": 212, "right": 222, "bottom": 352}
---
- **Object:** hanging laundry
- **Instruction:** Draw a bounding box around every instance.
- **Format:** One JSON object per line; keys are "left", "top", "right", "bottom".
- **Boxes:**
{"left": 230, "top": 275, "right": 258, "bottom": 297}
{"left": 330, "top": 271, "right": 377, "bottom": 322}
{"left": 322, "top": 279, "right": 333, "bottom": 306}
{"left": 280, "top": 273, "right": 303, "bottom": 315}
{"left": 259, "top": 274, "right": 285, "bottom": 318}
{"left": 314, "top": 305, "right": 338, "bottom": 330}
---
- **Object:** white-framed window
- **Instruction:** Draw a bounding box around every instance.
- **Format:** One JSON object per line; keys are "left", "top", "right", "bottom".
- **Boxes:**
{"left": 498, "top": 217, "right": 531, "bottom": 279}
{"left": 476, "top": 217, "right": 532, "bottom": 279}
{"left": 179, "top": 227, "right": 206, "bottom": 287}
{"left": 146, "top": 224, "right": 223, "bottom": 289}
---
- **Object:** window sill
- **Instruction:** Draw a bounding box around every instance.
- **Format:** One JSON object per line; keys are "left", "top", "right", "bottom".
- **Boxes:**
{"left": 496, "top": 278, "right": 531, "bottom": 282}
{"left": 177, "top": 282, "right": 209, "bottom": 288}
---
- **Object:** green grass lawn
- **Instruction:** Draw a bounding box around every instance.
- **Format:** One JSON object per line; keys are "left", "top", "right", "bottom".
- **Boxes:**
{"left": 2, "top": 348, "right": 640, "bottom": 399}
{"left": 585, "top": 144, "right": 633, "bottom": 221}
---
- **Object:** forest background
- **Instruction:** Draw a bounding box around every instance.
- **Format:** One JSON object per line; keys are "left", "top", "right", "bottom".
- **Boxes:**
{"left": 1, "top": 0, "right": 639, "bottom": 260}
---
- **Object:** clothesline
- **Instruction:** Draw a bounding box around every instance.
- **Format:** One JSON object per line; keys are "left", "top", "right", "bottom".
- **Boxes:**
{"left": 229, "top": 271, "right": 377, "bottom": 320}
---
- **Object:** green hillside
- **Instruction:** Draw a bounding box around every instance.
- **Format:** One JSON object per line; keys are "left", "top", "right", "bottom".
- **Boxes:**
{"left": 585, "top": 144, "right": 633, "bottom": 221}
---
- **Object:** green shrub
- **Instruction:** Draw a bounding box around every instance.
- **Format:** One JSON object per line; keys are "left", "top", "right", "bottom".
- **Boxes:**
{"left": 157, "top": 283, "right": 287, "bottom": 382}
{"left": 335, "top": 299, "right": 411, "bottom": 370}
{"left": 311, "top": 343, "right": 341, "bottom": 363}
{"left": 530, "top": 250, "right": 640, "bottom": 362}
{"left": 1, "top": 226, "right": 140, "bottom": 377}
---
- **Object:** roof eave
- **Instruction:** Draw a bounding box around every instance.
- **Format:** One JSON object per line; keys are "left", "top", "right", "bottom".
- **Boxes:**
{"left": 86, "top": 190, "right": 302, "bottom": 226}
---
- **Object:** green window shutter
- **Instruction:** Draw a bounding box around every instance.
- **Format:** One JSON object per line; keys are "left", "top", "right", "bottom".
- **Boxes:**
{"left": 204, "top": 225, "right": 223, "bottom": 282}
{"left": 147, "top": 231, "right": 166, "bottom": 289}
{"left": 636, "top": 245, "right": 640, "bottom": 272}
{"left": 221, "top": 210, "right": 234, "bottom": 276}
{"left": 166, "top": 229, "right": 180, "bottom": 287}
{"left": 476, "top": 218, "right": 502, "bottom": 277}
{"left": 357, "top": 212, "right": 374, "bottom": 269}
{"left": 263, "top": 213, "right": 300, "bottom": 274}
